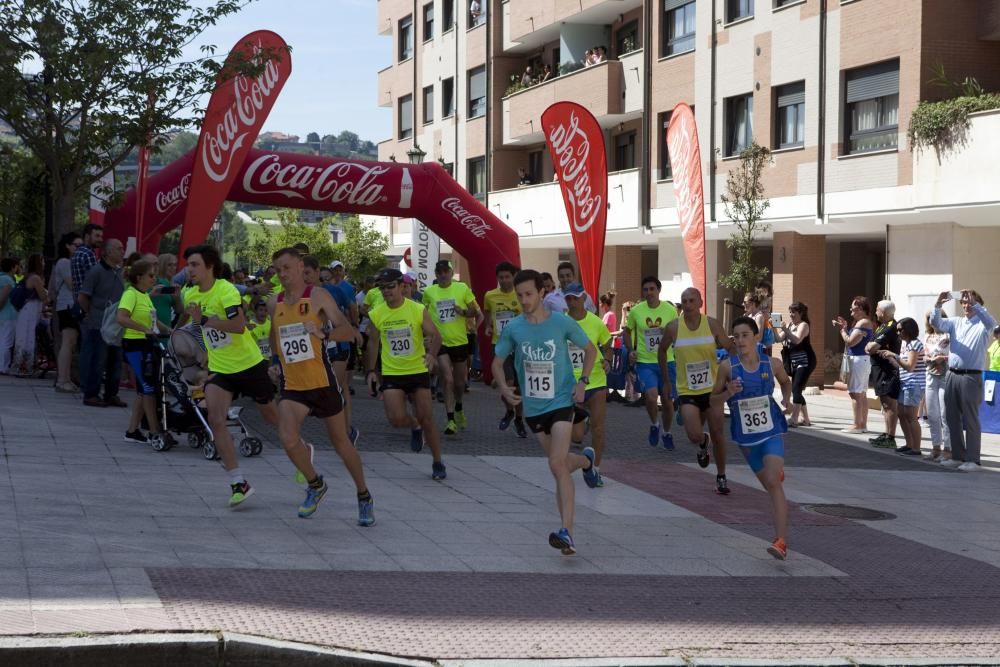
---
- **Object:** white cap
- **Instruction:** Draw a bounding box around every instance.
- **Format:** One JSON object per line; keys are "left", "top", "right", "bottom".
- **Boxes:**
{"left": 329, "top": 260, "right": 345, "bottom": 270}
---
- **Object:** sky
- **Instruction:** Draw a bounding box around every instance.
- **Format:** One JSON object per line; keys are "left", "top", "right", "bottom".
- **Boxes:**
{"left": 191, "top": 0, "right": 392, "bottom": 143}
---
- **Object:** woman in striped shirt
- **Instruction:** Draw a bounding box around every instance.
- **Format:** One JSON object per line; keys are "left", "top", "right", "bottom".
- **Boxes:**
{"left": 881, "top": 317, "right": 925, "bottom": 456}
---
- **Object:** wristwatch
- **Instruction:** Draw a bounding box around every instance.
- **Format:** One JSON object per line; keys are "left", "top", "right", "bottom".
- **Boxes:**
{"left": 578, "top": 375, "right": 590, "bottom": 385}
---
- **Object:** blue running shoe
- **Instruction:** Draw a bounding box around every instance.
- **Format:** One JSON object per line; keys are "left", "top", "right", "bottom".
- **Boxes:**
{"left": 349, "top": 426, "right": 360, "bottom": 448}
{"left": 357, "top": 496, "right": 376, "bottom": 527}
{"left": 647, "top": 423, "right": 660, "bottom": 447}
{"left": 548, "top": 528, "right": 576, "bottom": 555}
{"left": 410, "top": 428, "right": 423, "bottom": 453}
{"left": 594, "top": 470, "right": 604, "bottom": 487}
{"left": 499, "top": 410, "right": 515, "bottom": 431}
{"left": 432, "top": 461, "right": 447, "bottom": 480}
{"left": 661, "top": 431, "right": 675, "bottom": 450}
{"left": 581, "top": 447, "right": 599, "bottom": 488}
{"left": 297, "top": 477, "right": 328, "bottom": 518}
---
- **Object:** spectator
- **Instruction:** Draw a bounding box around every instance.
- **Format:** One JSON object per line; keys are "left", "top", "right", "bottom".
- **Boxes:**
{"left": 540, "top": 63, "right": 553, "bottom": 82}
{"left": 583, "top": 49, "right": 594, "bottom": 67}
{"left": 470, "top": 0, "right": 481, "bottom": 22}
{"left": 597, "top": 46, "right": 608, "bottom": 62}
{"left": 78, "top": 238, "right": 126, "bottom": 408}
{"left": 924, "top": 312, "right": 951, "bottom": 462}
{"left": 552, "top": 261, "right": 597, "bottom": 314}
{"left": 600, "top": 291, "right": 618, "bottom": 347}
{"left": 931, "top": 289, "right": 996, "bottom": 471}
{"left": 11, "top": 254, "right": 48, "bottom": 377}
{"left": 49, "top": 232, "right": 84, "bottom": 391}
{"left": 520, "top": 65, "right": 534, "bottom": 87}
{"left": 989, "top": 325, "right": 1000, "bottom": 371}
{"left": 743, "top": 293, "right": 766, "bottom": 344}
{"left": 883, "top": 317, "right": 925, "bottom": 456}
{"left": 833, "top": 296, "right": 875, "bottom": 433}
{"left": 517, "top": 167, "right": 533, "bottom": 186}
{"left": 867, "top": 300, "right": 901, "bottom": 449}
{"left": 153, "top": 254, "right": 182, "bottom": 328}
{"left": 755, "top": 282, "right": 775, "bottom": 355}
{"left": 540, "top": 272, "right": 567, "bottom": 313}
{"left": 71, "top": 223, "right": 104, "bottom": 300}
{"left": 0, "top": 257, "right": 18, "bottom": 374}
{"left": 775, "top": 301, "right": 816, "bottom": 427}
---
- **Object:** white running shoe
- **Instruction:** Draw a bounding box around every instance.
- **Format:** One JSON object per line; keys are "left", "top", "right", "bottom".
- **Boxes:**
{"left": 940, "top": 459, "right": 962, "bottom": 469}
{"left": 958, "top": 461, "right": 980, "bottom": 472}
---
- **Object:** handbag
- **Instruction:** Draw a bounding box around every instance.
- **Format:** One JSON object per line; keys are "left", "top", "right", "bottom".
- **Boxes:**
{"left": 839, "top": 353, "right": 850, "bottom": 384}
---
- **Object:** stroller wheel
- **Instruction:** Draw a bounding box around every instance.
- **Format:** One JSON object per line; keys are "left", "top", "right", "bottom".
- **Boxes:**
{"left": 187, "top": 432, "right": 203, "bottom": 449}
{"left": 203, "top": 439, "right": 219, "bottom": 461}
{"left": 150, "top": 434, "right": 171, "bottom": 452}
{"left": 238, "top": 437, "right": 257, "bottom": 457}
{"left": 248, "top": 438, "right": 263, "bottom": 456}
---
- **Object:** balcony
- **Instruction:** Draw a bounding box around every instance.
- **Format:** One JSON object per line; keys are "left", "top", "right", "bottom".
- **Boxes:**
{"left": 912, "top": 109, "right": 1000, "bottom": 211}
{"left": 507, "top": 0, "right": 642, "bottom": 51}
{"left": 377, "top": 0, "right": 410, "bottom": 36}
{"left": 502, "top": 60, "right": 623, "bottom": 145}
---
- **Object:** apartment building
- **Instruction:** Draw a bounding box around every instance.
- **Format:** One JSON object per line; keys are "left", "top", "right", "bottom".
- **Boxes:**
{"left": 373, "top": 0, "right": 1000, "bottom": 376}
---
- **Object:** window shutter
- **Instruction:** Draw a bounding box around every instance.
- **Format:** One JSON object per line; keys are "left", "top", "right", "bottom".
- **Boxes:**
{"left": 777, "top": 82, "right": 804, "bottom": 108}
{"left": 470, "top": 68, "right": 486, "bottom": 100}
{"left": 664, "top": 0, "right": 694, "bottom": 11}
{"left": 846, "top": 61, "right": 899, "bottom": 103}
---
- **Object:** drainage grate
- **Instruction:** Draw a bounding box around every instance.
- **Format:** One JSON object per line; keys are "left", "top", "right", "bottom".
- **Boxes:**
{"left": 802, "top": 504, "right": 896, "bottom": 520}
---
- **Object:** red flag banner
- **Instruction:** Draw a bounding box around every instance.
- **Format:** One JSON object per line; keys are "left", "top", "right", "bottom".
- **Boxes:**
{"left": 178, "top": 30, "right": 291, "bottom": 261}
{"left": 666, "top": 103, "right": 707, "bottom": 312}
{"left": 540, "top": 102, "right": 607, "bottom": 300}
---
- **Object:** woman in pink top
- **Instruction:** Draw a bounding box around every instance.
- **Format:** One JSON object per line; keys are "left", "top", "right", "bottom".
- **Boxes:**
{"left": 600, "top": 291, "right": 618, "bottom": 348}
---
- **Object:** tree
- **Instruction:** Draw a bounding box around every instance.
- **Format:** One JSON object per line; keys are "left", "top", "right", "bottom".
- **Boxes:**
{"left": 0, "top": 0, "right": 265, "bottom": 254}
{"left": 219, "top": 203, "right": 249, "bottom": 266}
{"left": 332, "top": 215, "right": 389, "bottom": 279}
{"left": 242, "top": 220, "right": 273, "bottom": 273}
{"left": 157, "top": 131, "right": 198, "bottom": 165}
{"left": 718, "top": 141, "right": 771, "bottom": 295}
{"left": 337, "top": 130, "right": 359, "bottom": 152}
{"left": 0, "top": 144, "right": 45, "bottom": 257}
{"left": 305, "top": 131, "right": 320, "bottom": 144}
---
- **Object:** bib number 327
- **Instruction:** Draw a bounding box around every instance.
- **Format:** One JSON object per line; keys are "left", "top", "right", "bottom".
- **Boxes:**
{"left": 686, "top": 360, "right": 712, "bottom": 391}
{"left": 738, "top": 395, "right": 771, "bottom": 435}
{"left": 524, "top": 360, "right": 555, "bottom": 399}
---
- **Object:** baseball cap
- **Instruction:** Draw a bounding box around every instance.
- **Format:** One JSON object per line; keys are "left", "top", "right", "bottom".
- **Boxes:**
{"left": 563, "top": 283, "right": 586, "bottom": 299}
{"left": 376, "top": 268, "right": 403, "bottom": 285}
{"left": 434, "top": 260, "right": 452, "bottom": 272}
{"left": 401, "top": 273, "right": 415, "bottom": 285}
{"left": 329, "top": 260, "right": 345, "bottom": 270}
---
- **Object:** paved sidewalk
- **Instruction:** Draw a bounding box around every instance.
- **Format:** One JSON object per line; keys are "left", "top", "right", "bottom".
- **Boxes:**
{"left": 1, "top": 375, "right": 1000, "bottom": 662}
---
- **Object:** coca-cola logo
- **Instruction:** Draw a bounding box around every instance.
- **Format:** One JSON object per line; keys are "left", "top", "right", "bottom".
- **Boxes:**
{"left": 667, "top": 113, "right": 703, "bottom": 237}
{"left": 545, "top": 110, "right": 603, "bottom": 234}
{"left": 242, "top": 154, "right": 389, "bottom": 208}
{"left": 441, "top": 197, "right": 492, "bottom": 238}
{"left": 155, "top": 173, "right": 191, "bottom": 214}
{"left": 201, "top": 40, "right": 283, "bottom": 183}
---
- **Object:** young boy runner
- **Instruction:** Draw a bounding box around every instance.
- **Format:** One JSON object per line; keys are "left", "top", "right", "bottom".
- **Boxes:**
{"left": 366, "top": 268, "right": 448, "bottom": 480}
{"left": 711, "top": 316, "right": 792, "bottom": 559}
{"left": 565, "top": 283, "right": 612, "bottom": 487}
{"left": 268, "top": 248, "right": 375, "bottom": 524}
{"left": 248, "top": 300, "right": 272, "bottom": 360}
{"left": 483, "top": 261, "right": 526, "bottom": 438}
{"left": 493, "top": 270, "right": 600, "bottom": 555}
{"left": 659, "top": 287, "right": 735, "bottom": 494}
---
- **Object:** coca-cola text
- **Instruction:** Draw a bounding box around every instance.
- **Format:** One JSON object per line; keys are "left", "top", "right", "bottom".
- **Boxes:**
{"left": 242, "top": 154, "right": 389, "bottom": 208}
{"left": 545, "top": 111, "right": 603, "bottom": 233}
{"left": 155, "top": 173, "right": 191, "bottom": 214}
{"left": 441, "top": 198, "right": 492, "bottom": 238}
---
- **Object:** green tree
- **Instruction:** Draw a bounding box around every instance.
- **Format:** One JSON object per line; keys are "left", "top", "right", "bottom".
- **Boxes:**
{"left": 157, "top": 131, "right": 199, "bottom": 165}
{"left": 243, "top": 220, "right": 273, "bottom": 273}
{"left": 337, "top": 130, "right": 359, "bottom": 152}
{"left": 0, "top": 144, "right": 45, "bottom": 257}
{"left": 718, "top": 141, "right": 771, "bottom": 294}
{"left": 305, "top": 131, "right": 320, "bottom": 144}
{"left": 158, "top": 229, "right": 180, "bottom": 256}
{"left": 220, "top": 203, "right": 250, "bottom": 266}
{"left": 332, "top": 215, "right": 389, "bottom": 279}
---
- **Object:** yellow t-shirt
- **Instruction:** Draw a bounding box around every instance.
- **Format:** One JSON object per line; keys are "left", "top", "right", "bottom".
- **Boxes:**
{"left": 369, "top": 298, "right": 428, "bottom": 376}
{"left": 484, "top": 287, "right": 521, "bottom": 344}
{"left": 627, "top": 300, "right": 678, "bottom": 363}
{"left": 569, "top": 311, "right": 611, "bottom": 389}
{"left": 989, "top": 340, "right": 1000, "bottom": 372}
{"left": 364, "top": 288, "right": 385, "bottom": 311}
{"left": 182, "top": 279, "right": 261, "bottom": 375}
{"left": 423, "top": 281, "right": 477, "bottom": 347}
{"left": 119, "top": 286, "right": 154, "bottom": 340}
{"left": 674, "top": 314, "right": 718, "bottom": 396}
{"left": 249, "top": 316, "right": 272, "bottom": 359}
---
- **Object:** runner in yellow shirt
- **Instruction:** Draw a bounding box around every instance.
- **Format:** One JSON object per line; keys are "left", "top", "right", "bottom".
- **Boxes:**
{"left": 247, "top": 300, "right": 272, "bottom": 361}
{"left": 483, "top": 262, "right": 526, "bottom": 438}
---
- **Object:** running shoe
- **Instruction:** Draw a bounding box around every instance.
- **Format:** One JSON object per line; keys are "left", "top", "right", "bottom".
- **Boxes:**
{"left": 940, "top": 458, "right": 962, "bottom": 469}
{"left": 432, "top": 461, "right": 447, "bottom": 480}
{"left": 894, "top": 445, "right": 910, "bottom": 453}
{"left": 874, "top": 436, "right": 897, "bottom": 449}
{"left": 349, "top": 426, "right": 360, "bottom": 448}
{"left": 514, "top": 419, "right": 527, "bottom": 439}
{"left": 124, "top": 430, "right": 147, "bottom": 444}
{"left": 444, "top": 419, "right": 458, "bottom": 435}
{"left": 696, "top": 443, "right": 710, "bottom": 468}
{"left": 581, "top": 447, "right": 598, "bottom": 488}
{"left": 548, "top": 528, "right": 576, "bottom": 555}
{"left": 899, "top": 448, "right": 921, "bottom": 456}
{"left": 499, "top": 410, "right": 515, "bottom": 431}
{"left": 358, "top": 496, "right": 376, "bottom": 527}
{"left": 594, "top": 470, "right": 604, "bottom": 487}
{"left": 410, "top": 428, "right": 424, "bottom": 453}
{"left": 647, "top": 423, "right": 660, "bottom": 447}
{"left": 455, "top": 410, "right": 467, "bottom": 430}
{"left": 297, "top": 477, "right": 329, "bottom": 518}
{"left": 661, "top": 431, "right": 675, "bottom": 450}
{"left": 295, "top": 442, "right": 315, "bottom": 485}
{"left": 716, "top": 474, "right": 731, "bottom": 495}
{"left": 767, "top": 537, "right": 788, "bottom": 560}
{"left": 228, "top": 481, "right": 254, "bottom": 508}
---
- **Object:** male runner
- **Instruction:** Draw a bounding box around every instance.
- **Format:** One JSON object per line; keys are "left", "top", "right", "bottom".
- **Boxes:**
{"left": 366, "top": 268, "right": 447, "bottom": 480}
{"left": 322, "top": 260, "right": 360, "bottom": 446}
{"left": 493, "top": 270, "right": 600, "bottom": 555}
{"left": 555, "top": 261, "right": 597, "bottom": 313}
{"left": 565, "top": 283, "right": 612, "bottom": 486}
{"left": 422, "top": 260, "right": 483, "bottom": 434}
{"left": 483, "top": 261, "right": 526, "bottom": 438}
{"left": 711, "top": 316, "right": 792, "bottom": 559}
{"left": 625, "top": 276, "right": 679, "bottom": 449}
{"left": 268, "top": 247, "right": 374, "bottom": 524}
{"left": 659, "top": 287, "right": 735, "bottom": 494}
{"left": 247, "top": 299, "right": 272, "bottom": 360}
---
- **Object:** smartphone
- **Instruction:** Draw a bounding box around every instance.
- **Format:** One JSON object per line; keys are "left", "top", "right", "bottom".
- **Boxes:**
{"left": 949, "top": 290, "right": 963, "bottom": 300}
{"left": 159, "top": 286, "right": 176, "bottom": 295}
{"left": 770, "top": 313, "right": 783, "bottom": 327}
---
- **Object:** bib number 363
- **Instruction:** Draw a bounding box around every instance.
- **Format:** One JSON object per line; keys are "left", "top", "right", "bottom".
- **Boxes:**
{"left": 738, "top": 395, "right": 771, "bottom": 435}
{"left": 279, "top": 323, "right": 315, "bottom": 364}
{"left": 524, "top": 360, "right": 555, "bottom": 399}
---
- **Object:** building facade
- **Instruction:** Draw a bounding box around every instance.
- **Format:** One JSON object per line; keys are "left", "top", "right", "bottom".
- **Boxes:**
{"left": 372, "top": 0, "right": 1000, "bottom": 381}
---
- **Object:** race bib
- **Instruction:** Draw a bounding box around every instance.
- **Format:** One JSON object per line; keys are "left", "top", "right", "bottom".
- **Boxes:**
{"left": 386, "top": 326, "right": 414, "bottom": 357}
{"left": 645, "top": 327, "right": 662, "bottom": 352}
{"left": 686, "top": 360, "right": 712, "bottom": 391}
{"left": 437, "top": 299, "right": 457, "bottom": 323}
{"left": 524, "top": 360, "right": 555, "bottom": 399}
{"left": 258, "top": 341, "right": 271, "bottom": 358}
{"left": 495, "top": 310, "right": 515, "bottom": 334}
{"left": 568, "top": 343, "right": 585, "bottom": 372}
{"left": 203, "top": 327, "right": 231, "bottom": 350}
{"left": 738, "top": 395, "right": 771, "bottom": 435}
{"left": 279, "top": 323, "right": 315, "bottom": 364}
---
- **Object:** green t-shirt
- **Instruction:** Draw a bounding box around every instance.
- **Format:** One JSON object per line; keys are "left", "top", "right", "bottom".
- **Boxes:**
{"left": 626, "top": 300, "right": 678, "bottom": 363}
{"left": 569, "top": 311, "right": 611, "bottom": 389}
{"left": 150, "top": 277, "right": 174, "bottom": 327}
{"left": 422, "top": 281, "right": 477, "bottom": 347}
{"left": 249, "top": 316, "right": 272, "bottom": 359}
{"left": 119, "top": 286, "right": 154, "bottom": 340}
{"left": 364, "top": 288, "right": 385, "bottom": 311}
{"left": 369, "top": 298, "right": 428, "bottom": 376}
{"left": 182, "top": 279, "right": 261, "bottom": 374}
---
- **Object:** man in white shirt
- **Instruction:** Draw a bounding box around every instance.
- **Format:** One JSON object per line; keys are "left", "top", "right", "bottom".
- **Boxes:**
{"left": 545, "top": 261, "right": 597, "bottom": 314}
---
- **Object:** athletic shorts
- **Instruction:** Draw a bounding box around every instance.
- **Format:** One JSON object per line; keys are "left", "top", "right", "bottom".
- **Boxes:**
{"left": 677, "top": 392, "right": 712, "bottom": 413}
{"left": 583, "top": 385, "right": 607, "bottom": 402}
{"left": 282, "top": 385, "right": 344, "bottom": 419}
{"left": 57, "top": 308, "right": 80, "bottom": 332}
{"left": 740, "top": 435, "right": 785, "bottom": 473}
{"left": 326, "top": 343, "right": 350, "bottom": 363}
{"left": 122, "top": 338, "right": 159, "bottom": 396}
{"left": 381, "top": 372, "right": 431, "bottom": 395}
{"left": 525, "top": 406, "right": 575, "bottom": 435}
{"left": 635, "top": 361, "right": 677, "bottom": 400}
{"left": 207, "top": 360, "right": 275, "bottom": 404}
{"left": 467, "top": 332, "right": 477, "bottom": 355}
{"left": 439, "top": 344, "right": 469, "bottom": 364}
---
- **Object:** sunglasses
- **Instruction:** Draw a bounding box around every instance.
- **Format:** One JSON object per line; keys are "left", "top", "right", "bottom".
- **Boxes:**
{"left": 379, "top": 282, "right": 399, "bottom": 290}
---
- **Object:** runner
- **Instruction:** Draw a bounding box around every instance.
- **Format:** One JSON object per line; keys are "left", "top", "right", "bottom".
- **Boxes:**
{"left": 322, "top": 260, "right": 360, "bottom": 446}
{"left": 365, "top": 268, "right": 447, "bottom": 480}
{"left": 302, "top": 256, "right": 321, "bottom": 287}
{"left": 422, "top": 260, "right": 483, "bottom": 435}
{"left": 493, "top": 270, "right": 600, "bottom": 555}
{"left": 711, "top": 316, "right": 792, "bottom": 559}
{"left": 624, "top": 276, "right": 679, "bottom": 449}
{"left": 483, "top": 261, "right": 526, "bottom": 438}
{"left": 659, "top": 287, "right": 735, "bottom": 494}
{"left": 565, "top": 283, "right": 612, "bottom": 486}
{"left": 268, "top": 248, "right": 374, "bottom": 524}
{"left": 247, "top": 300, "right": 272, "bottom": 360}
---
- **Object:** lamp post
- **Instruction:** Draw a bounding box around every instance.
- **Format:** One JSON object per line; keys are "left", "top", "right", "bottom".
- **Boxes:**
{"left": 406, "top": 144, "right": 426, "bottom": 165}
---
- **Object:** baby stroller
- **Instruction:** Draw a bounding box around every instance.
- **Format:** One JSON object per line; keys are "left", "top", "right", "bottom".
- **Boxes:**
{"left": 153, "top": 324, "right": 264, "bottom": 460}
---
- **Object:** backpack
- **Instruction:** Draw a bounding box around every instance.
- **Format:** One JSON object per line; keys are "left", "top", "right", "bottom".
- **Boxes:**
{"left": 8, "top": 279, "right": 29, "bottom": 311}
{"left": 101, "top": 300, "right": 123, "bottom": 346}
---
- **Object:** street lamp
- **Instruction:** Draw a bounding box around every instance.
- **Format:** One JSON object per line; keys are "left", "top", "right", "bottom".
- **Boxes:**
{"left": 406, "top": 144, "right": 426, "bottom": 164}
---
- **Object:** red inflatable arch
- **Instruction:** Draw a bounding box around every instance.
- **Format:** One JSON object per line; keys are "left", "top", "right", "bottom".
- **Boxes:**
{"left": 104, "top": 149, "right": 521, "bottom": 382}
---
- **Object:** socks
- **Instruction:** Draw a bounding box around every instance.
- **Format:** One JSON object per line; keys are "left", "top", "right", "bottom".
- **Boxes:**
{"left": 455, "top": 402, "right": 463, "bottom": 413}
{"left": 447, "top": 412, "right": 455, "bottom": 421}
{"left": 308, "top": 475, "right": 324, "bottom": 489}
{"left": 357, "top": 489, "right": 372, "bottom": 502}
{"left": 228, "top": 468, "right": 244, "bottom": 486}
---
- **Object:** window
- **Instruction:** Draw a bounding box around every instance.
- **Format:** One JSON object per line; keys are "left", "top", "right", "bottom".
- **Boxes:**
{"left": 658, "top": 111, "right": 672, "bottom": 180}
{"left": 726, "top": 0, "right": 753, "bottom": 22}
{"left": 774, "top": 0, "right": 801, "bottom": 7}
{"left": 442, "top": 0, "right": 454, "bottom": 31}
{"left": 614, "top": 131, "right": 636, "bottom": 171}
{"left": 528, "top": 150, "right": 544, "bottom": 183}
{"left": 423, "top": 3, "right": 434, "bottom": 41}
{"left": 468, "top": 0, "right": 485, "bottom": 28}
{"left": 441, "top": 162, "right": 454, "bottom": 176}
{"left": 423, "top": 86, "right": 434, "bottom": 124}
{"left": 774, "top": 81, "right": 805, "bottom": 149}
{"left": 468, "top": 65, "right": 486, "bottom": 119}
{"left": 616, "top": 20, "right": 639, "bottom": 57}
{"left": 725, "top": 93, "right": 753, "bottom": 156}
{"left": 663, "top": 1, "right": 696, "bottom": 57}
{"left": 398, "top": 15, "right": 413, "bottom": 61}
{"left": 398, "top": 94, "right": 413, "bottom": 139}
{"left": 467, "top": 156, "right": 486, "bottom": 199}
{"left": 845, "top": 60, "right": 899, "bottom": 154}
{"left": 442, "top": 77, "right": 455, "bottom": 117}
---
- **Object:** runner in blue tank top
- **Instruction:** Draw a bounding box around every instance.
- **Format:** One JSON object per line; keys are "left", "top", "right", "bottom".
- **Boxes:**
{"left": 711, "top": 316, "right": 793, "bottom": 561}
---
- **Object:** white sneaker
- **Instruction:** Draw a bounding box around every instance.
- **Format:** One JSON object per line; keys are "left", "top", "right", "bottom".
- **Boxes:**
{"left": 940, "top": 459, "right": 962, "bottom": 468}
{"left": 840, "top": 428, "right": 866, "bottom": 434}
{"left": 958, "top": 461, "right": 980, "bottom": 472}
